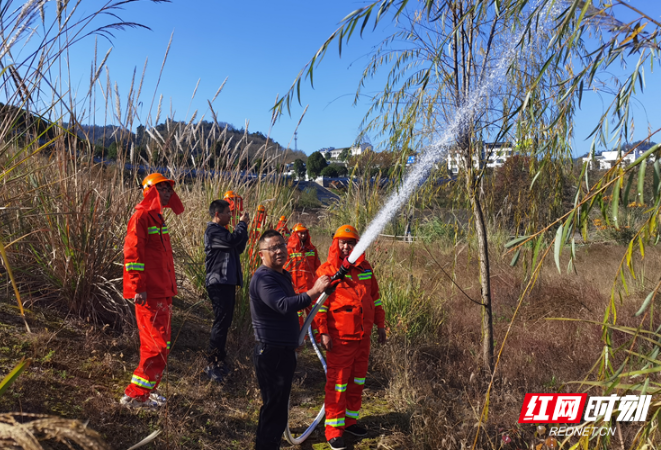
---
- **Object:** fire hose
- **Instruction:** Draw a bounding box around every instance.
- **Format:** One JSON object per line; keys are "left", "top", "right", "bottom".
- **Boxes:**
{"left": 284, "top": 263, "right": 351, "bottom": 445}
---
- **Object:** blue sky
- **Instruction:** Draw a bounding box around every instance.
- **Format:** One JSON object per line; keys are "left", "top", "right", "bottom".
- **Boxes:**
{"left": 54, "top": 1, "right": 661, "bottom": 156}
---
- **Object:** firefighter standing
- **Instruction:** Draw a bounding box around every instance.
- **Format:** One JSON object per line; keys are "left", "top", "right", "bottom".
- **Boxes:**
{"left": 315, "top": 225, "right": 386, "bottom": 450}
{"left": 283, "top": 223, "right": 321, "bottom": 332}
{"left": 275, "top": 215, "right": 290, "bottom": 240}
{"left": 120, "top": 173, "right": 185, "bottom": 409}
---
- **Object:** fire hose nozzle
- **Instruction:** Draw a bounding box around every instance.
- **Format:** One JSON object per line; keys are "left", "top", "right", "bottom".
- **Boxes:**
{"left": 325, "top": 262, "right": 351, "bottom": 295}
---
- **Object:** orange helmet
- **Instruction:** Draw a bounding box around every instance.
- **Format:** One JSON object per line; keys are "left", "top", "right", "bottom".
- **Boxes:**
{"left": 292, "top": 223, "right": 307, "bottom": 233}
{"left": 280, "top": 216, "right": 287, "bottom": 221}
{"left": 224, "top": 190, "right": 237, "bottom": 199}
{"left": 142, "top": 173, "right": 175, "bottom": 194}
{"left": 257, "top": 204, "right": 266, "bottom": 212}
{"left": 334, "top": 224, "right": 359, "bottom": 240}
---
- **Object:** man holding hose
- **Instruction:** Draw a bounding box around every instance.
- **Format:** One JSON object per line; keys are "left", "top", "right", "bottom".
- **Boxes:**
{"left": 315, "top": 225, "right": 386, "bottom": 450}
{"left": 249, "top": 229, "right": 330, "bottom": 450}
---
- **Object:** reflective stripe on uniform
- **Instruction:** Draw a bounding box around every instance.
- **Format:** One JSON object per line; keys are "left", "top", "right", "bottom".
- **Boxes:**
{"left": 346, "top": 409, "right": 360, "bottom": 419}
{"left": 325, "top": 417, "right": 345, "bottom": 427}
{"left": 131, "top": 374, "right": 156, "bottom": 389}
{"left": 374, "top": 299, "right": 383, "bottom": 307}
{"left": 147, "top": 226, "right": 160, "bottom": 235}
{"left": 305, "top": 251, "right": 315, "bottom": 257}
{"left": 297, "top": 311, "right": 303, "bottom": 317}
{"left": 335, "top": 383, "right": 347, "bottom": 392}
{"left": 353, "top": 377, "right": 365, "bottom": 385}
{"left": 166, "top": 341, "right": 171, "bottom": 350}
{"left": 290, "top": 253, "right": 302, "bottom": 258}
{"left": 125, "top": 262, "right": 145, "bottom": 271}
{"left": 319, "top": 305, "right": 328, "bottom": 313}
{"left": 358, "top": 271, "right": 373, "bottom": 280}
{"left": 161, "top": 226, "right": 169, "bottom": 234}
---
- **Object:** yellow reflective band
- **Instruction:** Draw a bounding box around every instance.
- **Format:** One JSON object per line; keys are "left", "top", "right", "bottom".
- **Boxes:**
{"left": 353, "top": 377, "right": 365, "bottom": 385}
{"left": 125, "top": 262, "right": 145, "bottom": 271}
{"left": 147, "top": 226, "right": 160, "bottom": 235}
{"left": 335, "top": 383, "right": 347, "bottom": 392}
{"left": 131, "top": 375, "right": 156, "bottom": 389}
{"left": 374, "top": 300, "right": 383, "bottom": 306}
{"left": 346, "top": 409, "right": 360, "bottom": 418}
{"left": 325, "top": 417, "right": 345, "bottom": 427}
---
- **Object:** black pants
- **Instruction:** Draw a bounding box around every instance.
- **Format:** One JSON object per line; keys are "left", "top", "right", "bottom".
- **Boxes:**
{"left": 253, "top": 342, "right": 297, "bottom": 450}
{"left": 207, "top": 283, "right": 236, "bottom": 364}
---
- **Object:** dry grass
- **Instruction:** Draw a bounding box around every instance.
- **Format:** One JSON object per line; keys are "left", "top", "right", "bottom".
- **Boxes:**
{"left": 3, "top": 229, "right": 659, "bottom": 449}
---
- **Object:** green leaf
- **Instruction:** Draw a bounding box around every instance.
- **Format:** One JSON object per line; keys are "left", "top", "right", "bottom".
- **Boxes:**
{"left": 638, "top": 161, "right": 646, "bottom": 205}
{"left": 621, "top": 270, "right": 629, "bottom": 296}
{"left": 531, "top": 235, "right": 544, "bottom": 270}
{"left": 554, "top": 224, "right": 563, "bottom": 274}
{"left": 504, "top": 235, "right": 528, "bottom": 249}
{"left": 0, "top": 358, "right": 30, "bottom": 397}
{"left": 654, "top": 159, "right": 661, "bottom": 201}
{"left": 510, "top": 248, "right": 521, "bottom": 267}
{"left": 623, "top": 170, "right": 634, "bottom": 208}
{"left": 612, "top": 171, "right": 621, "bottom": 229}
{"left": 635, "top": 290, "right": 656, "bottom": 317}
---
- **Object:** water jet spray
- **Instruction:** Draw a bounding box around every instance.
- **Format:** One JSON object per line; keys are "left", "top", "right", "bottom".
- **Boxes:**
{"left": 285, "top": 2, "right": 556, "bottom": 443}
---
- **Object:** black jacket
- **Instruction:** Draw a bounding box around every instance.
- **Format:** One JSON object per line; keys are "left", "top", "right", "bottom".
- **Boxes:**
{"left": 204, "top": 221, "right": 249, "bottom": 287}
{"left": 249, "top": 265, "right": 311, "bottom": 346}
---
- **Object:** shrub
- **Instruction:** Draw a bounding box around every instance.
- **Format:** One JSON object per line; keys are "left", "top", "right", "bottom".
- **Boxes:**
{"left": 296, "top": 187, "right": 321, "bottom": 209}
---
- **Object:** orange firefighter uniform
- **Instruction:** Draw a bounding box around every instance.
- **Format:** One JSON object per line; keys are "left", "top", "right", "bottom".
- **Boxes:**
{"left": 315, "top": 226, "right": 384, "bottom": 440}
{"left": 223, "top": 190, "right": 243, "bottom": 231}
{"left": 283, "top": 224, "right": 322, "bottom": 331}
{"left": 123, "top": 173, "right": 185, "bottom": 400}
{"left": 275, "top": 215, "right": 290, "bottom": 240}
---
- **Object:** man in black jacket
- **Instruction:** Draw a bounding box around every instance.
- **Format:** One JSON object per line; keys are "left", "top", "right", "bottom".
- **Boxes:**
{"left": 250, "top": 229, "right": 330, "bottom": 450}
{"left": 204, "top": 199, "right": 249, "bottom": 382}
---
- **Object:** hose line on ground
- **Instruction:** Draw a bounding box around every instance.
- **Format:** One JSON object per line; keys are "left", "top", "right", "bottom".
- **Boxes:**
{"left": 284, "top": 264, "right": 350, "bottom": 445}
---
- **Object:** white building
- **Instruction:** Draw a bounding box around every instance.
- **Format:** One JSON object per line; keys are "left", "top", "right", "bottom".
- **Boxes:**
{"left": 447, "top": 142, "right": 515, "bottom": 174}
{"left": 582, "top": 149, "right": 652, "bottom": 170}
{"left": 327, "top": 143, "right": 372, "bottom": 161}
{"left": 328, "top": 148, "right": 346, "bottom": 159}
{"left": 350, "top": 143, "right": 372, "bottom": 156}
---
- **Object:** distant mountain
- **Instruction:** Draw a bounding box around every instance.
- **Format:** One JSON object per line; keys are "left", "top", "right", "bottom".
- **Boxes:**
{"left": 66, "top": 119, "right": 308, "bottom": 166}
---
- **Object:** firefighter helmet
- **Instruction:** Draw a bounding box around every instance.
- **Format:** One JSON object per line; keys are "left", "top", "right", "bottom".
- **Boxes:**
{"left": 142, "top": 173, "right": 175, "bottom": 196}
{"left": 334, "top": 224, "right": 360, "bottom": 240}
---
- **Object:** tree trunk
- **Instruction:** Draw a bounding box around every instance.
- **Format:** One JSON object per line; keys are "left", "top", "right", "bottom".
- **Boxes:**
{"left": 464, "top": 156, "right": 494, "bottom": 374}
{"left": 471, "top": 186, "right": 494, "bottom": 373}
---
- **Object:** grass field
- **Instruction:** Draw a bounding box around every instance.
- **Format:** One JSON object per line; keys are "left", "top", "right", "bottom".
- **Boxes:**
{"left": 2, "top": 215, "right": 658, "bottom": 449}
